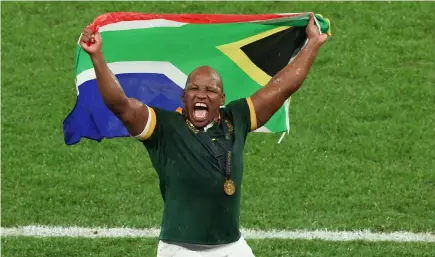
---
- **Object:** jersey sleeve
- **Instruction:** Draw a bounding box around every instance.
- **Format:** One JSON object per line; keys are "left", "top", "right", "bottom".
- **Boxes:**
{"left": 130, "top": 105, "right": 172, "bottom": 146}
{"left": 131, "top": 105, "right": 158, "bottom": 141}
{"left": 224, "top": 97, "right": 258, "bottom": 134}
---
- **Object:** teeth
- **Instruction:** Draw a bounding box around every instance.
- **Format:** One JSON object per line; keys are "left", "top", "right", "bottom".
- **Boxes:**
{"left": 195, "top": 103, "right": 207, "bottom": 108}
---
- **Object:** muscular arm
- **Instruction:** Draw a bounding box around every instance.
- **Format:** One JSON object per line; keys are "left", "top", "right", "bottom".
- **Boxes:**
{"left": 249, "top": 13, "right": 328, "bottom": 129}
{"left": 90, "top": 52, "right": 148, "bottom": 137}
{"left": 250, "top": 39, "right": 323, "bottom": 129}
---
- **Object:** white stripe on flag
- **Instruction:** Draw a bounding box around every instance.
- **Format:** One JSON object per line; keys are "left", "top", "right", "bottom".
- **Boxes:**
{"left": 254, "top": 126, "right": 271, "bottom": 133}
{"left": 99, "top": 19, "right": 187, "bottom": 32}
{"left": 75, "top": 61, "right": 188, "bottom": 94}
{"left": 77, "top": 19, "right": 186, "bottom": 49}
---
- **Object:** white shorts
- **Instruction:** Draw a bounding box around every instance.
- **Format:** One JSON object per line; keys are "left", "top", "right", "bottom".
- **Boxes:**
{"left": 157, "top": 236, "right": 255, "bottom": 257}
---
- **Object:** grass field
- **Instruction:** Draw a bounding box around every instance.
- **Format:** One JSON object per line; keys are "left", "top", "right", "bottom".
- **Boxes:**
{"left": 1, "top": 1, "right": 435, "bottom": 256}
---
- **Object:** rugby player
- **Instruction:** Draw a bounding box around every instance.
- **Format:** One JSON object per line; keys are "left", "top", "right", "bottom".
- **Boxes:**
{"left": 79, "top": 13, "right": 328, "bottom": 257}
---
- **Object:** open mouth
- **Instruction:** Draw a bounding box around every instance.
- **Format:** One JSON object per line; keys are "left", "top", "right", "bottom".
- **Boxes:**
{"left": 193, "top": 102, "right": 209, "bottom": 121}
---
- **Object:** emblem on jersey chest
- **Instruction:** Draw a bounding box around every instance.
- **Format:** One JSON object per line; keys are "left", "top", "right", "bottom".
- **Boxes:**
{"left": 224, "top": 119, "right": 234, "bottom": 133}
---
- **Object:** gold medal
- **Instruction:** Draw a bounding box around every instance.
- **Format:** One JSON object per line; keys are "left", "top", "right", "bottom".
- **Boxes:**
{"left": 224, "top": 179, "right": 235, "bottom": 195}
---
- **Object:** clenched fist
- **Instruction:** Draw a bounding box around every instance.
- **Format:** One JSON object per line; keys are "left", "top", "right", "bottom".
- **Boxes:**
{"left": 80, "top": 27, "right": 102, "bottom": 56}
{"left": 305, "top": 13, "right": 328, "bottom": 47}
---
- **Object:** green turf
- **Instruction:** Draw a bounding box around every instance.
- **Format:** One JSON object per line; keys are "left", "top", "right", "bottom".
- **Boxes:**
{"left": 1, "top": 0, "right": 434, "bottom": 241}
{"left": 2, "top": 237, "right": 435, "bottom": 257}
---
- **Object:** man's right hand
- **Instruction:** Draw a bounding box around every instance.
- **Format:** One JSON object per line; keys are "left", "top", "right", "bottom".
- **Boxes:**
{"left": 80, "top": 27, "right": 102, "bottom": 56}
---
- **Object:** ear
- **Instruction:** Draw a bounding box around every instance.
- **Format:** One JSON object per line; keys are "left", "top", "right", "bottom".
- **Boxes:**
{"left": 221, "top": 93, "right": 225, "bottom": 106}
{"left": 182, "top": 89, "right": 186, "bottom": 105}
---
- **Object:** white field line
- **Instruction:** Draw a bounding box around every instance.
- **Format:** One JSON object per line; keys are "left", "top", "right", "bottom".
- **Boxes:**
{"left": 1, "top": 226, "right": 435, "bottom": 243}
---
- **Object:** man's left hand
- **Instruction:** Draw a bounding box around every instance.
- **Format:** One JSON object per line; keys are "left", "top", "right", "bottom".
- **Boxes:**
{"left": 306, "top": 13, "right": 329, "bottom": 46}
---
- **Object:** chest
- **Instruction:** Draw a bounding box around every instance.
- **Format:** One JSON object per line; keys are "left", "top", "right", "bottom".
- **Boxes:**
{"left": 164, "top": 120, "right": 242, "bottom": 178}
{"left": 178, "top": 123, "right": 230, "bottom": 160}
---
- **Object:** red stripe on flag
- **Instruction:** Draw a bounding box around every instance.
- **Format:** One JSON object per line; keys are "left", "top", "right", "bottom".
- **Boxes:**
{"left": 88, "top": 12, "right": 303, "bottom": 32}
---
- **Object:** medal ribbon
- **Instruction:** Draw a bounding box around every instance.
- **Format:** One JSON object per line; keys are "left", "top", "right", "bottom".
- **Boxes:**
{"left": 187, "top": 109, "right": 233, "bottom": 180}
{"left": 220, "top": 110, "right": 233, "bottom": 181}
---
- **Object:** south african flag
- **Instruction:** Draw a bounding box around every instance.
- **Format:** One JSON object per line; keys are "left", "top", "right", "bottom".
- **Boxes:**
{"left": 63, "top": 12, "right": 331, "bottom": 145}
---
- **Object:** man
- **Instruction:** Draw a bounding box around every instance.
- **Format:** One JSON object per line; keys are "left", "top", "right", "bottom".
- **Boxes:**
{"left": 80, "top": 13, "right": 328, "bottom": 257}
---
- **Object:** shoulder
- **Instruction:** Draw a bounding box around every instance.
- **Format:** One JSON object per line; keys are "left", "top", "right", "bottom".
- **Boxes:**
{"left": 132, "top": 105, "right": 182, "bottom": 142}
{"left": 222, "top": 97, "right": 257, "bottom": 132}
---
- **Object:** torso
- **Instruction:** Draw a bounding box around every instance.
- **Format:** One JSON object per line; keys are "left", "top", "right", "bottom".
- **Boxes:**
{"left": 142, "top": 101, "right": 251, "bottom": 245}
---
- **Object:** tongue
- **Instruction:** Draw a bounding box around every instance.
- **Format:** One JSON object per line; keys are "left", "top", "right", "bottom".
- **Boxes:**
{"left": 194, "top": 109, "right": 208, "bottom": 120}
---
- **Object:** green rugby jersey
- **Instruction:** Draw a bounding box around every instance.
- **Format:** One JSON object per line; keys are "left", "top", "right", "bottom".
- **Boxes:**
{"left": 135, "top": 97, "right": 257, "bottom": 245}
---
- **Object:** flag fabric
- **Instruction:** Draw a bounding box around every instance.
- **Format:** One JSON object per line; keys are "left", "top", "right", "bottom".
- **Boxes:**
{"left": 63, "top": 12, "right": 331, "bottom": 145}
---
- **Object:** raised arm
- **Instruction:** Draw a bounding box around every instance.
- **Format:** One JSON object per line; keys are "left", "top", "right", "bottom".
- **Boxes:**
{"left": 80, "top": 27, "right": 148, "bottom": 137}
{"left": 250, "top": 14, "right": 329, "bottom": 128}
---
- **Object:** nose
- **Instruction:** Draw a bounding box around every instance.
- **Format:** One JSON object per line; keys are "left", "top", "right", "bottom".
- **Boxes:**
{"left": 196, "top": 91, "right": 207, "bottom": 99}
